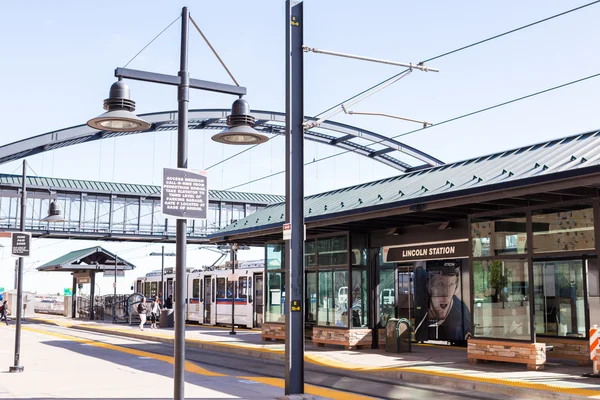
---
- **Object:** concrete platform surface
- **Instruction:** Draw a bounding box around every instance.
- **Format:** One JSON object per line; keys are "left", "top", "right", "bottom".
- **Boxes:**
{"left": 25, "top": 315, "right": 600, "bottom": 400}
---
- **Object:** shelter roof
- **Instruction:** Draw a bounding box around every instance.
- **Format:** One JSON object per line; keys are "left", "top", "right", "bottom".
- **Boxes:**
{"left": 210, "top": 129, "right": 600, "bottom": 243}
{"left": 37, "top": 246, "right": 136, "bottom": 272}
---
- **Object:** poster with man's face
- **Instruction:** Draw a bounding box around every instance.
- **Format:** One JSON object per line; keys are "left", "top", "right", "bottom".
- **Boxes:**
{"left": 416, "top": 260, "right": 471, "bottom": 343}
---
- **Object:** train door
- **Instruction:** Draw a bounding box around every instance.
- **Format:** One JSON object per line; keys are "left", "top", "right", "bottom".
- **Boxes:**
{"left": 254, "top": 273, "right": 263, "bottom": 327}
{"left": 166, "top": 278, "right": 174, "bottom": 299}
{"left": 189, "top": 277, "right": 202, "bottom": 322}
{"left": 203, "top": 275, "right": 215, "bottom": 324}
{"left": 135, "top": 279, "right": 143, "bottom": 294}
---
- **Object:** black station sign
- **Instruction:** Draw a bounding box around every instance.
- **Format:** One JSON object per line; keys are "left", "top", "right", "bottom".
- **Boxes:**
{"left": 11, "top": 232, "right": 31, "bottom": 257}
{"left": 384, "top": 240, "right": 469, "bottom": 262}
{"left": 162, "top": 168, "right": 208, "bottom": 220}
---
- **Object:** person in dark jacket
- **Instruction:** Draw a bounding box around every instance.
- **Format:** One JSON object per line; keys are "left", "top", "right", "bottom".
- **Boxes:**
{"left": 164, "top": 295, "right": 173, "bottom": 310}
{"left": 0, "top": 301, "right": 9, "bottom": 325}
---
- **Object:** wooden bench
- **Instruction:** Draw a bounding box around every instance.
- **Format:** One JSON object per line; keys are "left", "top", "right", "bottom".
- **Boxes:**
{"left": 468, "top": 338, "right": 547, "bottom": 370}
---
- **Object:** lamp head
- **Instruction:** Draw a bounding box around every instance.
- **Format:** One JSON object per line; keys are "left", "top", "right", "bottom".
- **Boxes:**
{"left": 231, "top": 243, "right": 239, "bottom": 252}
{"left": 87, "top": 80, "right": 151, "bottom": 132}
{"left": 42, "top": 200, "right": 67, "bottom": 223}
{"left": 211, "top": 98, "right": 269, "bottom": 145}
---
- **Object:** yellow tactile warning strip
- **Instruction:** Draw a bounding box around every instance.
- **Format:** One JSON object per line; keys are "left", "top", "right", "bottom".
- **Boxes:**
{"left": 19, "top": 324, "right": 373, "bottom": 400}
{"left": 27, "top": 318, "right": 600, "bottom": 398}
{"left": 21, "top": 325, "right": 225, "bottom": 377}
{"left": 238, "top": 376, "right": 376, "bottom": 400}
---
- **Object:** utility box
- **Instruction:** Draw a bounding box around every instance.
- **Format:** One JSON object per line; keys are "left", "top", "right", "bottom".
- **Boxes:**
{"left": 386, "top": 318, "right": 412, "bottom": 353}
{"left": 159, "top": 308, "right": 174, "bottom": 328}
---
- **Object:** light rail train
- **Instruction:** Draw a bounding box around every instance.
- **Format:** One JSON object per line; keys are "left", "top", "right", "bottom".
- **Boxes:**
{"left": 134, "top": 261, "right": 264, "bottom": 328}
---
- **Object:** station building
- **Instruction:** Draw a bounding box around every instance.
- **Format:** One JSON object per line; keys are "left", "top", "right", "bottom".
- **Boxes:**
{"left": 210, "top": 128, "right": 600, "bottom": 368}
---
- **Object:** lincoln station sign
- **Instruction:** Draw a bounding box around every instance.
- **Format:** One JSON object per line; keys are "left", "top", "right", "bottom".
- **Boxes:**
{"left": 384, "top": 240, "right": 469, "bottom": 262}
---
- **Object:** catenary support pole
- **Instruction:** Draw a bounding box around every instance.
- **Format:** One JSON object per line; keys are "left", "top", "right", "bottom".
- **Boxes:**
{"left": 174, "top": 6, "right": 189, "bottom": 400}
{"left": 230, "top": 247, "right": 236, "bottom": 335}
{"left": 161, "top": 245, "right": 165, "bottom": 302}
{"left": 113, "top": 254, "right": 118, "bottom": 323}
{"left": 9, "top": 160, "right": 26, "bottom": 373}
{"left": 285, "top": 0, "right": 305, "bottom": 394}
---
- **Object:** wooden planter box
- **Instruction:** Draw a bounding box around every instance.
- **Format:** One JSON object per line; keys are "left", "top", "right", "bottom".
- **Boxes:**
{"left": 542, "top": 337, "right": 591, "bottom": 365}
{"left": 468, "top": 338, "right": 546, "bottom": 370}
{"left": 261, "top": 323, "right": 285, "bottom": 342}
{"left": 312, "top": 327, "right": 372, "bottom": 350}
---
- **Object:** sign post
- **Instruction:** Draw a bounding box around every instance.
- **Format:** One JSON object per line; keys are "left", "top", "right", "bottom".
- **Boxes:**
{"left": 590, "top": 325, "right": 599, "bottom": 376}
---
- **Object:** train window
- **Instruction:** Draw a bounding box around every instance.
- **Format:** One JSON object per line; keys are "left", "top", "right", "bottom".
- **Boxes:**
{"left": 238, "top": 277, "right": 248, "bottom": 299}
{"left": 227, "top": 279, "right": 238, "bottom": 298}
{"left": 217, "top": 278, "right": 226, "bottom": 298}
{"left": 193, "top": 279, "right": 200, "bottom": 298}
{"left": 200, "top": 280, "right": 204, "bottom": 302}
{"left": 144, "top": 282, "right": 150, "bottom": 296}
{"left": 150, "top": 282, "right": 157, "bottom": 298}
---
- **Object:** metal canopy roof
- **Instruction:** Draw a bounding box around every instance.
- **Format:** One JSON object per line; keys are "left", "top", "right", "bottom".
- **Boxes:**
{"left": 210, "top": 129, "right": 600, "bottom": 244}
{"left": 0, "top": 174, "right": 285, "bottom": 204}
{"left": 38, "top": 246, "right": 136, "bottom": 272}
{"left": 0, "top": 109, "right": 443, "bottom": 172}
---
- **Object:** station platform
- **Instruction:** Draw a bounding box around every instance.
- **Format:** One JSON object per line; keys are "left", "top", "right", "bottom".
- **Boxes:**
{"left": 27, "top": 315, "right": 600, "bottom": 400}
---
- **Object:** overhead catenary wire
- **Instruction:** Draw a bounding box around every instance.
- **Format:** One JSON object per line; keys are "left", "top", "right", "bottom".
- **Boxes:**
{"left": 123, "top": 15, "right": 181, "bottom": 68}
{"left": 210, "top": 0, "right": 600, "bottom": 176}
{"left": 224, "top": 71, "right": 600, "bottom": 191}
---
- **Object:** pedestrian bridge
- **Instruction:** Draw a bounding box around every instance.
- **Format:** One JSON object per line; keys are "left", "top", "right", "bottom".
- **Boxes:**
{"left": 0, "top": 173, "right": 284, "bottom": 244}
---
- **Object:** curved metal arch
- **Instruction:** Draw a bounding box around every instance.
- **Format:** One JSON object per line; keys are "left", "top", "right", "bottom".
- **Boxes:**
{"left": 0, "top": 109, "right": 443, "bottom": 171}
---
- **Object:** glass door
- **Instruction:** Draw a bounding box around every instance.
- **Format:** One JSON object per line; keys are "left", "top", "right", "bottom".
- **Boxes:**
{"left": 397, "top": 268, "right": 414, "bottom": 326}
{"left": 533, "top": 259, "right": 586, "bottom": 337}
{"left": 306, "top": 271, "right": 317, "bottom": 324}
{"left": 254, "top": 273, "right": 263, "bottom": 327}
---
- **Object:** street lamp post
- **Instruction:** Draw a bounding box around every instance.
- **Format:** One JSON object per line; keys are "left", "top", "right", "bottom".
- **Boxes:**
{"left": 9, "top": 160, "right": 65, "bottom": 373}
{"left": 87, "top": 7, "right": 265, "bottom": 399}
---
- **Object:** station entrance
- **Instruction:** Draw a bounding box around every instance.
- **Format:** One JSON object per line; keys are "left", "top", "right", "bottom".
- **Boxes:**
{"left": 381, "top": 240, "right": 471, "bottom": 345}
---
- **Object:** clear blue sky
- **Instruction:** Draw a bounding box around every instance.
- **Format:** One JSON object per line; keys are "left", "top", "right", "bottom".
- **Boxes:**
{"left": 0, "top": 0, "right": 599, "bottom": 294}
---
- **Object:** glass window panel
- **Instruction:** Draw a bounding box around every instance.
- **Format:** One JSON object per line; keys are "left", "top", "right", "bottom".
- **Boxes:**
{"left": 334, "top": 270, "right": 349, "bottom": 327}
{"left": 227, "top": 278, "right": 237, "bottom": 298}
{"left": 532, "top": 208, "right": 594, "bottom": 253}
{"left": 380, "top": 268, "right": 396, "bottom": 327}
{"left": 266, "top": 244, "right": 284, "bottom": 270}
{"left": 351, "top": 233, "right": 367, "bottom": 267}
{"left": 232, "top": 204, "right": 245, "bottom": 223}
{"left": 534, "top": 260, "right": 585, "bottom": 337}
{"left": 144, "top": 282, "right": 150, "bottom": 297}
{"left": 317, "top": 271, "right": 333, "bottom": 326}
{"left": 193, "top": 279, "right": 200, "bottom": 298}
{"left": 472, "top": 259, "right": 530, "bottom": 340}
{"left": 305, "top": 240, "right": 316, "bottom": 268}
{"left": 351, "top": 269, "right": 368, "bottom": 327}
{"left": 266, "top": 272, "right": 285, "bottom": 323}
{"left": 217, "top": 278, "right": 226, "bottom": 299}
{"left": 472, "top": 214, "right": 527, "bottom": 256}
{"left": 220, "top": 202, "right": 234, "bottom": 227}
{"left": 150, "top": 282, "right": 157, "bottom": 298}
{"left": 589, "top": 259, "right": 600, "bottom": 329}
{"left": 238, "top": 277, "right": 248, "bottom": 299}
{"left": 317, "top": 236, "right": 348, "bottom": 266}
{"left": 306, "top": 272, "right": 317, "bottom": 323}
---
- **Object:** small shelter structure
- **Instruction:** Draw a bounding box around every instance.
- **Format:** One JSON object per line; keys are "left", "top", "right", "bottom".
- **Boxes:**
{"left": 37, "top": 246, "right": 135, "bottom": 319}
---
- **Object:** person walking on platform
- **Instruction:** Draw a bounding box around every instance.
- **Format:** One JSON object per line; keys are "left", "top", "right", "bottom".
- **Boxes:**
{"left": 137, "top": 297, "right": 147, "bottom": 331}
{"left": 150, "top": 296, "right": 161, "bottom": 329}
{"left": 0, "top": 301, "right": 9, "bottom": 325}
